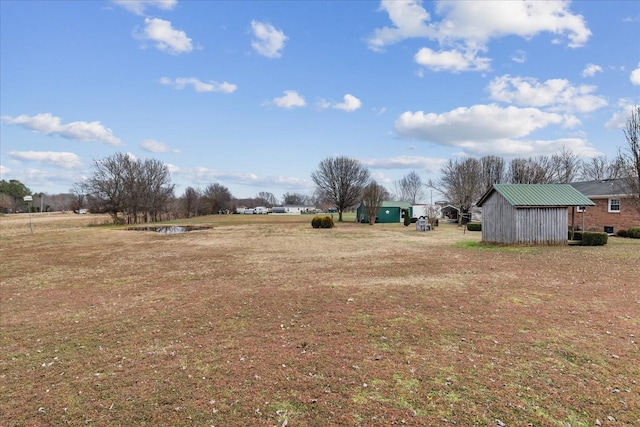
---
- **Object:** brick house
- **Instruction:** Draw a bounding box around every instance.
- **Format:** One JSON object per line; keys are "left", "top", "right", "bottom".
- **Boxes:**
{"left": 569, "top": 179, "right": 640, "bottom": 234}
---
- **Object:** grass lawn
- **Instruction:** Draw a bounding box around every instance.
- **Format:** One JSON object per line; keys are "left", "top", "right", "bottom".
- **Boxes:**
{"left": 1, "top": 212, "right": 639, "bottom": 426}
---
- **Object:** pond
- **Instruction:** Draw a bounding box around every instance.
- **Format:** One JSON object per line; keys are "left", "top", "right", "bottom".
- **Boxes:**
{"left": 127, "top": 226, "right": 210, "bottom": 234}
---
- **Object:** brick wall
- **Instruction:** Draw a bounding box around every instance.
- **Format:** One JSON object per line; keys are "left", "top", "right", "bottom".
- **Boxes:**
{"left": 569, "top": 197, "right": 640, "bottom": 233}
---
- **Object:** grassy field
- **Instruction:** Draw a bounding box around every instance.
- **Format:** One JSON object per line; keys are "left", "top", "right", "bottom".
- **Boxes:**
{"left": 1, "top": 212, "right": 639, "bottom": 426}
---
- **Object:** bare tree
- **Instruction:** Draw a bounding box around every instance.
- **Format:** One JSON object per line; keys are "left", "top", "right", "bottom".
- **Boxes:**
{"left": 70, "top": 184, "right": 86, "bottom": 213}
{"left": 79, "top": 153, "right": 174, "bottom": 224}
{"left": 255, "top": 191, "right": 277, "bottom": 207}
{"left": 507, "top": 156, "right": 553, "bottom": 184}
{"left": 549, "top": 147, "right": 581, "bottom": 183}
{"left": 311, "top": 156, "right": 370, "bottom": 222}
{"left": 182, "top": 187, "right": 201, "bottom": 218}
{"left": 202, "top": 183, "right": 233, "bottom": 214}
{"left": 282, "top": 192, "right": 308, "bottom": 206}
{"left": 394, "top": 170, "right": 424, "bottom": 204}
{"left": 580, "top": 156, "right": 624, "bottom": 181}
{"left": 619, "top": 105, "right": 640, "bottom": 211}
{"left": 428, "top": 158, "right": 483, "bottom": 224}
{"left": 80, "top": 153, "right": 130, "bottom": 223}
{"left": 361, "top": 180, "right": 388, "bottom": 225}
{"left": 140, "top": 158, "right": 175, "bottom": 222}
{"left": 479, "top": 155, "right": 505, "bottom": 192}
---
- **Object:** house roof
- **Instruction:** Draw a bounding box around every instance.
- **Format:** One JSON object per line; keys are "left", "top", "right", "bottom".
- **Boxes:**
{"left": 440, "top": 205, "right": 460, "bottom": 212}
{"left": 570, "top": 179, "right": 632, "bottom": 197}
{"left": 477, "top": 184, "right": 595, "bottom": 207}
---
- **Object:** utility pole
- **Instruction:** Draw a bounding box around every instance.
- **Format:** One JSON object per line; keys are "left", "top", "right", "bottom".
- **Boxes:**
{"left": 24, "top": 195, "right": 33, "bottom": 234}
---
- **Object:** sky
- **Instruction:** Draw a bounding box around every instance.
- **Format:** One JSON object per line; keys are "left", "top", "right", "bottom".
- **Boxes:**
{"left": 1, "top": 0, "right": 639, "bottom": 202}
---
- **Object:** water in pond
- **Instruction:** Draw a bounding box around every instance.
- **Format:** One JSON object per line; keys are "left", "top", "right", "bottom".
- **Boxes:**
{"left": 127, "top": 226, "right": 209, "bottom": 233}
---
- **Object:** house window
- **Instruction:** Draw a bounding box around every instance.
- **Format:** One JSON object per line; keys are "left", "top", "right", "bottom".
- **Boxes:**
{"left": 576, "top": 205, "right": 585, "bottom": 212}
{"left": 608, "top": 199, "right": 620, "bottom": 213}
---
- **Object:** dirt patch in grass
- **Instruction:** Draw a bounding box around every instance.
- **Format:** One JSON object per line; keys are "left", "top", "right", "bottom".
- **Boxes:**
{"left": 1, "top": 213, "right": 639, "bottom": 426}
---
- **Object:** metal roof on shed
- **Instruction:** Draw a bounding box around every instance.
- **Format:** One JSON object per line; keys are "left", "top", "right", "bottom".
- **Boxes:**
{"left": 477, "top": 184, "right": 595, "bottom": 207}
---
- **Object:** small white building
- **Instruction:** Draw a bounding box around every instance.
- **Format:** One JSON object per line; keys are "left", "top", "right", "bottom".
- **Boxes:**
{"left": 270, "top": 205, "right": 316, "bottom": 215}
{"left": 412, "top": 204, "right": 441, "bottom": 219}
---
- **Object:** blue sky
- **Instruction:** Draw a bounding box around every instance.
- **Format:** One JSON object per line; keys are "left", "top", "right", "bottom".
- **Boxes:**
{"left": 1, "top": 0, "right": 639, "bottom": 201}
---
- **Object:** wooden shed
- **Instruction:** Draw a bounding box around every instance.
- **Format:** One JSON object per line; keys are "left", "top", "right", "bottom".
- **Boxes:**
{"left": 476, "top": 184, "right": 595, "bottom": 245}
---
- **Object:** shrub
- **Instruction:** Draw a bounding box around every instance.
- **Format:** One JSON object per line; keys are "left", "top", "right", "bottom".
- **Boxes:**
{"left": 466, "top": 222, "right": 481, "bottom": 232}
{"left": 616, "top": 229, "right": 629, "bottom": 238}
{"left": 580, "top": 231, "right": 607, "bottom": 246}
{"left": 628, "top": 227, "right": 640, "bottom": 239}
{"left": 320, "top": 216, "right": 335, "bottom": 229}
{"left": 572, "top": 231, "right": 583, "bottom": 241}
{"left": 311, "top": 216, "right": 322, "bottom": 228}
{"left": 403, "top": 209, "right": 411, "bottom": 227}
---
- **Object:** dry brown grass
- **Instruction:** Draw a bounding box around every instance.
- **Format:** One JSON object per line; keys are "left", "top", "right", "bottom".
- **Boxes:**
{"left": 1, "top": 212, "right": 639, "bottom": 426}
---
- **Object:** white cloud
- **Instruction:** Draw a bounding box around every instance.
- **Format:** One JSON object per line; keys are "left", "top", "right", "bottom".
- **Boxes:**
{"left": 414, "top": 47, "right": 490, "bottom": 73}
{"left": 189, "top": 166, "right": 311, "bottom": 191}
{"left": 487, "top": 75, "right": 607, "bottom": 113}
{"left": 334, "top": 94, "right": 362, "bottom": 112}
{"left": 160, "top": 77, "right": 237, "bottom": 93}
{"left": 582, "top": 63, "right": 603, "bottom": 77}
{"left": 141, "top": 17, "right": 193, "bottom": 54}
{"left": 319, "top": 94, "right": 362, "bottom": 112}
{"left": 605, "top": 101, "right": 637, "bottom": 129}
{"left": 9, "top": 151, "right": 83, "bottom": 169}
{"left": 165, "top": 163, "right": 180, "bottom": 174}
{"left": 141, "top": 139, "right": 180, "bottom": 153}
{"left": 511, "top": 49, "right": 527, "bottom": 64}
{"left": 270, "top": 90, "right": 306, "bottom": 109}
{"left": 361, "top": 155, "right": 447, "bottom": 173}
{"left": 396, "top": 104, "right": 568, "bottom": 142}
{"left": 367, "top": 0, "right": 434, "bottom": 52}
{"left": 250, "top": 20, "right": 287, "bottom": 58}
{"left": 1, "top": 113, "right": 122, "bottom": 146}
{"left": 368, "top": 0, "right": 591, "bottom": 73}
{"left": 112, "top": 0, "right": 177, "bottom": 15}
{"left": 393, "top": 104, "right": 600, "bottom": 157}
{"left": 433, "top": 1, "right": 591, "bottom": 48}
{"left": 630, "top": 63, "right": 640, "bottom": 85}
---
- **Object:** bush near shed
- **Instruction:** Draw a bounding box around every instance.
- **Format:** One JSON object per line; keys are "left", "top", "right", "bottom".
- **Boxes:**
{"left": 466, "top": 222, "right": 481, "bottom": 231}
{"left": 617, "top": 227, "right": 640, "bottom": 238}
{"left": 580, "top": 231, "right": 608, "bottom": 246}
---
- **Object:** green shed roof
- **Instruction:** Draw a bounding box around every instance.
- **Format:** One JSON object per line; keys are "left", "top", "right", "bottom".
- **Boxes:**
{"left": 380, "top": 201, "right": 412, "bottom": 208}
{"left": 360, "top": 200, "right": 412, "bottom": 208}
{"left": 477, "top": 184, "right": 595, "bottom": 207}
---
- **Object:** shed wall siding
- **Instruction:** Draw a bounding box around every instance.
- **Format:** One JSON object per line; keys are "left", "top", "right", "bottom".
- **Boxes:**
{"left": 482, "top": 192, "right": 568, "bottom": 244}
{"left": 481, "top": 192, "right": 517, "bottom": 243}
{"left": 515, "top": 207, "right": 567, "bottom": 244}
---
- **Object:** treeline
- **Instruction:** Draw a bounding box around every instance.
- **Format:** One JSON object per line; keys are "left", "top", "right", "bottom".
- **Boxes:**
{"left": 429, "top": 150, "right": 638, "bottom": 215}
{"left": 73, "top": 153, "right": 318, "bottom": 224}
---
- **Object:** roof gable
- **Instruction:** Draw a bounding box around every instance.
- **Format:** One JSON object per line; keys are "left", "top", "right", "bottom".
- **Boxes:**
{"left": 477, "top": 184, "right": 595, "bottom": 207}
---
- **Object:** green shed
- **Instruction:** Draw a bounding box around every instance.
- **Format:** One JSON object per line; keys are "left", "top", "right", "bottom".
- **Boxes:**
{"left": 356, "top": 201, "right": 412, "bottom": 224}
